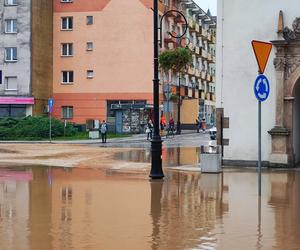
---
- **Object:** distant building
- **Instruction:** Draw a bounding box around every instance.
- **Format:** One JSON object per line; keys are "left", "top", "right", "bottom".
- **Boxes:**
{"left": 53, "top": 0, "right": 216, "bottom": 133}
{"left": 0, "top": 0, "right": 53, "bottom": 118}
{"left": 217, "top": 0, "right": 300, "bottom": 166}
{"left": 160, "top": 0, "right": 216, "bottom": 128}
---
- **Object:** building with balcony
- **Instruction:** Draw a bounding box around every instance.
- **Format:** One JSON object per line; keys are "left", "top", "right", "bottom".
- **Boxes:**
{"left": 0, "top": 0, "right": 53, "bottom": 118}
{"left": 160, "top": 0, "right": 216, "bottom": 128}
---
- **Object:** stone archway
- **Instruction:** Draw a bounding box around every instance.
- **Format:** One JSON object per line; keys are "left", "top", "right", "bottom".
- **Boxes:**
{"left": 269, "top": 39, "right": 300, "bottom": 166}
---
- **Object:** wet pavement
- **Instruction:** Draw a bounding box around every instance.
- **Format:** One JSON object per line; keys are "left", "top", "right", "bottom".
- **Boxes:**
{"left": 0, "top": 165, "right": 300, "bottom": 249}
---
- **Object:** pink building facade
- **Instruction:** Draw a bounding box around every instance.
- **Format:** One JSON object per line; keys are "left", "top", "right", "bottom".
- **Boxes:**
{"left": 53, "top": 0, "right": 155, "bottom": 133}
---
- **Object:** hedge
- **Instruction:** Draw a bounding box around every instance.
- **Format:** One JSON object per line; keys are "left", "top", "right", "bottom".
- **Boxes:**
{"left": 0, "top": 116, "right": 78, "bottom": 140}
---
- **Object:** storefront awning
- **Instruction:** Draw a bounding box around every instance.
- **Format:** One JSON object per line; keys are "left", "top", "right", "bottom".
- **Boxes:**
{"left": 0, "top": 97, "right": 34, "bottom": 105}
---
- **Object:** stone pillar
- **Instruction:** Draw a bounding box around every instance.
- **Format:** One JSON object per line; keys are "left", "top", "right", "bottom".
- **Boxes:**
{"left": 269, "top": 49, "right": 290, "bottom": 166}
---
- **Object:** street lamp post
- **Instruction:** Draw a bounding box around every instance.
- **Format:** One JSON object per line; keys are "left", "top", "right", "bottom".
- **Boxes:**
{"left": 149, "top": 0, "right": 164, "bottom": 179}
{"left": 149, "top": 1, "right": 188, "bottom": 179}
{"left": 176, "top": 73, "right": 181, "bottom": 134}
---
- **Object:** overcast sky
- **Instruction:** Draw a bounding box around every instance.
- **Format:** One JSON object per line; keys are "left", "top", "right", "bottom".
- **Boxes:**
{"left": 194, "top": 0, "right": 217, "bottom": 16}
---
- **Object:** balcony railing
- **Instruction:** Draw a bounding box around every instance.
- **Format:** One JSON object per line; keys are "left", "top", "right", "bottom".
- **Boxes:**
{"left": 188, "top": 19, "right": 195, "bottom": 31}
{"left": 200, "top": 48, "right": 207, "bottom": 58}
{"left": 206, "top": 73, "right": 212, "bottom": 82}
{"left": 195, "top": 23, "right": 200, "bottom": 33}
{"left": 205, "top": 93, "right": 210, "bottom": 100}
{"left": 198, "top": 26, "right": 208, "bottom": 38}
{"left": 207, "top": 52, "right": 213, "bottom": 63}
{"left": 207, "top": 32, "right": 212, "bottom": 43}
{"left": 212, "top": 75, "right": 216, "bottom": 83}
{"left": 212, "top": 36, "right": 216, "bottom": 44}
{"left": 188, "top": 66, "right": 195, "bottom": 75}
{"left": 211, "top": 93, "right": 216, "bottom": 102}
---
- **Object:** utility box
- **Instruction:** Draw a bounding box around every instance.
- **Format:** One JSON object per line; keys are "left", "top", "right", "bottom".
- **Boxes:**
{"left": 89, "top": 130, "right": 99, "bottom": 139}
{"left": 200, "top": 146, "right": 222, "bottom": 173}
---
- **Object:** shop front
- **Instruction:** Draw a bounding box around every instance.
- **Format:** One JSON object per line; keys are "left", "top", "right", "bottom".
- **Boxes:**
{"left": 107, "top": 100, "right": 153, "bottom": 134}
{"left": 0, "top": 97, "right": 34, "bottom": 118}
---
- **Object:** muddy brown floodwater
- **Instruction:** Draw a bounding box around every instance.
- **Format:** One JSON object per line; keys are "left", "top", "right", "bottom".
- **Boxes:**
{"left": 0, "top": 166, "right": 299, "bottom": 250}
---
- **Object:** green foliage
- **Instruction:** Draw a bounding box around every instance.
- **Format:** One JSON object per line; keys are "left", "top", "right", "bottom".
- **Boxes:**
{"left": 159, "top": 47, "right": 192, "bottom": 72}
{"left": 0, "top": 116, "right": 78, "bottom": 140}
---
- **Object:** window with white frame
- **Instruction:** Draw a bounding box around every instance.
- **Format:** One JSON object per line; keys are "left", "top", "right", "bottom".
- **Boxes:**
{"left": 61, "top": 71, "right": 74, "bottom": 84}
{"left": 61, "top": 0, "right": 73, "bottom": 2}
{"left": 4, "top": 76, "right": 17, "bottom": 90}
{"left": 62, "top": 106, "right": 73, "bottom": 119}
{"left": 5, "top": 47, "right": 17, "bottom": 61}
{"left": 5, "top": 0, "right": 17, "bottom": 5}
{"left": 5, "top": 19, "right": 17, "bottom": 33}
{"left": 86, "top": 42, "right": 93, "bottom": 51}
{"left": 61, "top": 43, "right": 73, "bottom": 56}
{"left": 86, "top": 16, "right": 93, "bottom": 25}
{"left": 87, "top": 70, "right": 94, "bottom": 79}
{"left": 61, "top": 17, "right": 73, "bottom": 30}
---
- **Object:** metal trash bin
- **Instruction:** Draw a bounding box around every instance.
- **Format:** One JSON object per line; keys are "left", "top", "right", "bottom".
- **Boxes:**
{"left": 200, "top": 145, "right": 222, "bottom": 173}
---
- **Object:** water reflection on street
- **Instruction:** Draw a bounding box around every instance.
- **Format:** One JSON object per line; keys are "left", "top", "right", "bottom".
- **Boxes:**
{"left": 0, "top": 166, "right": 300, "bottom": 249}
{"left": 113, "top": 147, "right": 200, "bottom": 167}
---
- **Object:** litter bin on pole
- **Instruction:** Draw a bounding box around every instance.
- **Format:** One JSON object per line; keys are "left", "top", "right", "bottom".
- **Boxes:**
{"left": 200, "top": 145, "right": 222, "bottom": 173}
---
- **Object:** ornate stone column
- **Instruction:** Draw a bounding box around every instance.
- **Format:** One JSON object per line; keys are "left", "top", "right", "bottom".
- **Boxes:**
{"left": 268, "top": 41, "right": 290, "bottom": 165}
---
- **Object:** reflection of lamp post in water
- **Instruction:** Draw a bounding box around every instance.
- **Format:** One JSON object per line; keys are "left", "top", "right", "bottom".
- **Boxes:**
{"left": 150, "top": 180, "right": 164, "bottom": 249}
{"left": 150, "top": 1, "right": 188, "bottom": 179}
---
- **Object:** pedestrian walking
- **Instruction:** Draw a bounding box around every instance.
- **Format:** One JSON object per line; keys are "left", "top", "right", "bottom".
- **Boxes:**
{"left": 100, "top": 120, "right": 108, "bottom": 143}
{"left": 146, "top": 119, "right": 153, "bottom": 140}
{"left": 201, "top": 118, "right": 206, "bottom": 133}
{"left": 196, "top": 118, "right": 200, "bottom": 133}
{"left": 160, "top": 114, "right": 166, "bottom": 136}
{"left": 168, "top": 117, "right": 175, "bottom": 137}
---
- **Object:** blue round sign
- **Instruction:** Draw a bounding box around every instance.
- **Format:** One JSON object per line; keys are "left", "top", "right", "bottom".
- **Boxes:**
{"left": 254, "top": 74, "right": 270, "bottom": 102}
{"left": 48, "top": 98, "right": 54, "bottom": 108}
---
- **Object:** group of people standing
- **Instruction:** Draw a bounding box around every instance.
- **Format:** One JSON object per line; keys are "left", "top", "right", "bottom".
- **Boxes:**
{"left": 146, "top": 115, "right": 176, "bottom": 140}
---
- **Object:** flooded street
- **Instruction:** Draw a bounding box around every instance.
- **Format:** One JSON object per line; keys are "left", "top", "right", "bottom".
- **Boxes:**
{"left": 0, "top": 163, "right": 300, "bottom": 249}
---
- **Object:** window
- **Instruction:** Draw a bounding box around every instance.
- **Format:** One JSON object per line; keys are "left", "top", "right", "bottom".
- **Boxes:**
{"left": 61, "top": 17, "right": 73, "bottom": 30}
{"left": 5, "top": 0, "right": 17, "bottom": 5}
{"left": 61, "top": 71, "right": 74, "bottom": 84}
{"left": 86, "top": 42, "right": 93, "bottom": 51}
{"left": 0, "top": 105, "right": 25, "bottom": 118}
{"left": 61, "top": 43, "right": 73, "bottom": 56}
{"left": 86, "top": 16, "right": 93, "bottom": 25}
{"left": 0, "top": 71, "right": 2, "bottom": 84}
{"left": 61, "top": 0, "right": 73, "bottom": 2}
{"left": 5, "top": 19, "right": 17, "bottom": 33}
{"left": 5, "top": 47, "right": 17, "bottom": 62}
{"left": 87, "top": 70, "right": 94, "bottom": 79}
{"left": 5, "top": 76, "right": 17, "bottom": 90}
{"left": 62, "top": 106, "right": 73, "bottom": 119}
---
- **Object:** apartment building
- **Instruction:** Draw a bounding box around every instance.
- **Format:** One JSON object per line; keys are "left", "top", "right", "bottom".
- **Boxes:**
{"left": 160, "top": 0, "right": 216, "bottom": 127}
{"left": 52, "top": 0, "right": 215, "bottom": 132}
{"left": 0, "top": 0, "right": 53, "bottom": 118}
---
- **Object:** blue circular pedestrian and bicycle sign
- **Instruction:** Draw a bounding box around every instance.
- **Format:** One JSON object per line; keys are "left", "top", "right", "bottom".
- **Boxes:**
{"left": 254, "top": 74, "right": 270, "bottom": 102}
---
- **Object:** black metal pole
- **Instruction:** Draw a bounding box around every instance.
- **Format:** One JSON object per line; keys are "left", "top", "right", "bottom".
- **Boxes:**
{"left": 150, "top": 0, "right": 164, "bottom": 179}
{"left": 176, "top": 73, "right": 181, "bottom": 134}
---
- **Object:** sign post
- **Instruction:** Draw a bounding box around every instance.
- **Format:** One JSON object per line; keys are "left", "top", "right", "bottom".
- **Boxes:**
{"left": 48, "top": 98, "right": 54, "bottom": 143}
{"left": 252, "top": 40, "right": 272, "bottom": 197}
